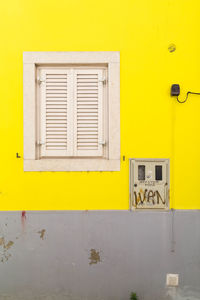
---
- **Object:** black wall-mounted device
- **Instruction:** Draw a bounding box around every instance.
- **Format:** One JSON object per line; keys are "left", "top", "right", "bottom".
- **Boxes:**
{"left": 171, "top": 84, "right": 200, "bottom": 103}
{"left": 171, "top": 84, "right": 180, "bottom": 96}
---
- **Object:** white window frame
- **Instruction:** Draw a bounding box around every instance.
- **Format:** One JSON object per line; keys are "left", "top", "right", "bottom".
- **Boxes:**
{"left": 23, "top": 52, "right": 120, "bottom": 171}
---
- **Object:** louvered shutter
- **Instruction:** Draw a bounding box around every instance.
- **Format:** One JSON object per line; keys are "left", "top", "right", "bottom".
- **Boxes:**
{"left": 39, "top": 69, "right": 73, "bottom": 157}
{"left": 73, "top": 69, "right": 104, "bottom": 157}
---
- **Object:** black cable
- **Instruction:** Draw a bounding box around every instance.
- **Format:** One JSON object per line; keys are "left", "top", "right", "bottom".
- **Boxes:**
{"left": 177, "top": 91, "right": 200, "bottom": 103}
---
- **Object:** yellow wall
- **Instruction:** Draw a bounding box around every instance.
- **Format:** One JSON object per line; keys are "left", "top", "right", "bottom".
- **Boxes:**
{"left": 0, "top": 0, "right": 200, "bottom": 210}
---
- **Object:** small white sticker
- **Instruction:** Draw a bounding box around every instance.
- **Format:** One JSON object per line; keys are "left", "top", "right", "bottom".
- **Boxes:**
{"left": 147, "top": 170, "right": 152, "bottom": 179}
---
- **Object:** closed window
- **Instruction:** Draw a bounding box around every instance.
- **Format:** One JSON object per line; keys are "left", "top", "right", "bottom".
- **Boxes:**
{"left": 23, "top": 52, "right": 120, "bottom": 171}
{"left": 39, "top": 67, "right": 106, "bottom": 158}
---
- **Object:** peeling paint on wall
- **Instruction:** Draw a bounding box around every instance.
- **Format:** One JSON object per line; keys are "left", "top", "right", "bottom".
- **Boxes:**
{"left": 38, "top": 229, "right": 46, "bottom": 240}
{"left": 89, "top": 249, "right": 101, "bottom": 265}
{"left": 0, "top": 237, "right": 14, "bottom": 262}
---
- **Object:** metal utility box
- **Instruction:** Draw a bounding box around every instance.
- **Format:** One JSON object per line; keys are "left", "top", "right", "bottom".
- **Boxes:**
{"left": 130, "top": 158, "right": 170, "bottom": 210}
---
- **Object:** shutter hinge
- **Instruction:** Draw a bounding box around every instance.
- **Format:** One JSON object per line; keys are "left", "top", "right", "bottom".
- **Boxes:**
{"left": 99, "top": 78, "right": 107, "bottom": 85}
{"left": 37, "top": 76, "right": 45, "bottom": 85}
{"left": 37, "top": 141, "right": 45, "bottom": 146}
{"left": 99, "top": 140, "right": 106, "bottom": 145}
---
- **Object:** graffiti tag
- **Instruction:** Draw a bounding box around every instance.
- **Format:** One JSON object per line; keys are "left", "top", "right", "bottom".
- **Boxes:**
{"left": 134, "top": 189, "right": 166, "bottom": 207}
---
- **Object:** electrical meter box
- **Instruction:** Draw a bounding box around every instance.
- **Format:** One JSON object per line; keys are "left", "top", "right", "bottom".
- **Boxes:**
{"left": 130, "top": 158, "right": 170, "bottom": 210}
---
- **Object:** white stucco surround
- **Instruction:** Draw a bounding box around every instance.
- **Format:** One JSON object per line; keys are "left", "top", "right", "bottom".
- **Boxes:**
{"left": 23, "top": 52, "right": 120, "bottom": 171}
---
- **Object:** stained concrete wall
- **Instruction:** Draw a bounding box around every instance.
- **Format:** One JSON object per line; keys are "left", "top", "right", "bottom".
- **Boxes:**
{"left": 0, "top": 211, "right": 199, "bottom": 300}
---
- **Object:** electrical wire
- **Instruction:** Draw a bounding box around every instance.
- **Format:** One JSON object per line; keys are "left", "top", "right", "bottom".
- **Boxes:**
{"left": 177, "top": 91, "right": 200, "bottom": 103}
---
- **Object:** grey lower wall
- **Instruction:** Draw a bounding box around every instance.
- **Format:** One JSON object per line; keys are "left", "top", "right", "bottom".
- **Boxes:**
{"left": 0, "top": 210, "right": 200, "bottom": 300}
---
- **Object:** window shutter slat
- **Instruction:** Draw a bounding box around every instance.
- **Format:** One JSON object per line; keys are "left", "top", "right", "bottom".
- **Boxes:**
{"left": 73, "top": 69, "right": 104, "bottom": 157}
{"left": 40, "top": 69, "right": 72, "bottom": 157}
